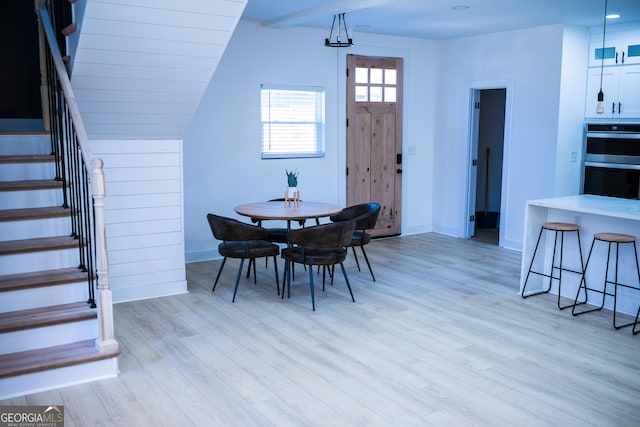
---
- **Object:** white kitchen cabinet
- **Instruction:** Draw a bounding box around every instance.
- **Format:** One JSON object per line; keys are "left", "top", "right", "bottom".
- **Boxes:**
{"left": 589, "top": 31, "right": 640, "bottom": 67}
{"left": 585, "top": 64, "right": 640, "bottom": 119}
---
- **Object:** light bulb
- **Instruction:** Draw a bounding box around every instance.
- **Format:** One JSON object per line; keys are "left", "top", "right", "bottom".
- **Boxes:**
{"left": 596, "top": 89, "right": 604, "bottom": 114}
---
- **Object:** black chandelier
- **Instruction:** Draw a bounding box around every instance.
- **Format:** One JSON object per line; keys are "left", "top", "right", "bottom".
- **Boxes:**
{"left": 325, "top": 13, "right": 353, "bottom": 47}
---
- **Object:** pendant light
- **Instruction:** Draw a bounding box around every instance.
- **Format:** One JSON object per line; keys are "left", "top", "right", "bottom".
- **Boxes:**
{"left": 596, "top": 0, "right": 608, "bottom": 115}
{"left": 325, "top": 13, "right": 353, "bottom": 47}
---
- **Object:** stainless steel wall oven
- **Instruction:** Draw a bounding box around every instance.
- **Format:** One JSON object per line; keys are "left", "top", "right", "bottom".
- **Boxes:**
{"left": 582, "top": 123, "right": 640, "bottom": 200}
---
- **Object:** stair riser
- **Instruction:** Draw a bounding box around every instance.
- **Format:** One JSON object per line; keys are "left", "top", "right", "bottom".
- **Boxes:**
{"left": 0, "top": 249, "right": 80, "bottom": 275}
{"left": 0, "top": 282, "right": 89, "bottom": 313}
{"left": 0, "top": 134, "right": 50, "bottom": 155}
{"left": 0, "top": 162, "right": 55, "bottom": 180}
{"left": 0, "top": 217, "right": 71, "bottom": 240}
{"left": 1, "top": 188, "right": 63, "bottom": 209}
{"left": 0, "top": 356, "right": 118, "bottom": 400}
{"left": 0, "top": 318, "right": 97, "bottom": 355}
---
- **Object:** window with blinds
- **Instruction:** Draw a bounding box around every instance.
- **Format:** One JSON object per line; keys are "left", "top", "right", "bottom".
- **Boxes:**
{"left": 260, "top": 84, "right": 325, "bottom": 159}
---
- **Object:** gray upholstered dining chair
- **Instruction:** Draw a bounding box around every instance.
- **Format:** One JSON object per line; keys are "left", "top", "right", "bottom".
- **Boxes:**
{"left": 206, "top": 213, "right": 280, "bottom": 302}
{"left": 280, "top": 220, "right": 356, "bottom": 311}
{"left": 329, "top": 203, "right": 381, "bottom": 281}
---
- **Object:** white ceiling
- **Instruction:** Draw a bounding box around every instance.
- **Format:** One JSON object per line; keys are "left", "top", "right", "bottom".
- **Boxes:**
{"left": 241, "top": 0, "right": 640, "bottom": 40}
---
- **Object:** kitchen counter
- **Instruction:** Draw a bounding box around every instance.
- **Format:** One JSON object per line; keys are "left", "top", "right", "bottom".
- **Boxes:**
{"left": 521, "top": 195, "right": 640, "bottom": 315}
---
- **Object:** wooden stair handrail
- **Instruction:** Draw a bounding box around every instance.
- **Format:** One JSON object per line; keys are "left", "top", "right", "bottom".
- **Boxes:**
{"left": 34, "top": 0, "right": 118, "bottom": 355}
{"left": 35, "top": 0, "right": 91, "bottom": 168}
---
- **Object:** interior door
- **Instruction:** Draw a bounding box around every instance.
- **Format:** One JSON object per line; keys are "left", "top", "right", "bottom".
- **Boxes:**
{"left": 346, "top": 54, "right": 403, "bottom": 237}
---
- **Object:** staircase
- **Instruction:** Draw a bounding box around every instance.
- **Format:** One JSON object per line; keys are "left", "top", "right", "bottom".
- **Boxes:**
{"left": 0, "top": 131, "right": 119, "bottom": 399}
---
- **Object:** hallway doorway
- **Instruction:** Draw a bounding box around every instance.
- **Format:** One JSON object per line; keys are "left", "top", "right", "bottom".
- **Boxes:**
{"left": 468, "top": 88, "right": 506, "bottom": 245}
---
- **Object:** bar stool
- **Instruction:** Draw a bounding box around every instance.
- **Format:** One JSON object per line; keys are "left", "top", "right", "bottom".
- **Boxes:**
{"left": 572, "top": 232, "right": 640, "bottom": 329}
{"left": 521, "top": 222, "right": 584, "bottom": 309}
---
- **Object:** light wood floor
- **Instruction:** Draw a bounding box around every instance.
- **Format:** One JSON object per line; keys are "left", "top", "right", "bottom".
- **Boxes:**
{"left": 2, "top": 233, "right": 639, "bottom": 426}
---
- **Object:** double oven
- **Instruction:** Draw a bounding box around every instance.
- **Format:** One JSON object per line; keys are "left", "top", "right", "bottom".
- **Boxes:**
{"left": 582, "top": 123, "right": 640, "bottom": 200}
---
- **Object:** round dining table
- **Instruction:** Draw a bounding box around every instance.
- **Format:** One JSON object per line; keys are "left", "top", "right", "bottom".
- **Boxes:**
{"left": 234, "top": 201, "right": 343, "bottom": 224}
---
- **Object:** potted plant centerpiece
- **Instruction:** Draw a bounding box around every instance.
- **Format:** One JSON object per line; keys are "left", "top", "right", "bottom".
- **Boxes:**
{"left": 286, "top": 169, "right": 299, "bottom": 202}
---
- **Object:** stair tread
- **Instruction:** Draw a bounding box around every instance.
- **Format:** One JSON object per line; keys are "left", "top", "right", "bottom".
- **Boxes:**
{"left": 0, "top": 235, "right": 81, "bottom": 255}
{"left": 0, "top": 179, "right": 63, "bottom": 191}
{"left": 0, "top": 267, "right": 89, "bottom": 292}
{"left": 0, "top": 130, "right": 48, "bottom": 135}
{"left": 0, "top": 339, "right": 119, "bottom": 378}
{"left": 0, "top": 302, "right": 96, "bottom": 333}
{"left": 0, "top": 154, "right": 54, "bottom": 163}
{"left": 0, "top": 206, "right": 70, "bottom": 222}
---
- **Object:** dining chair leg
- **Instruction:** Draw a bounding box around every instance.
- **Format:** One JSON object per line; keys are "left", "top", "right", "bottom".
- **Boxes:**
{"left": 272, "top": 255, "right": 280, "bottom": 296}
{"left": 282, "top": 260, "right": 294, "bottom": 299}
{"left": 283, "top": 260, "right": 292, "bottom": 299}
{"left": 252, "top": 257, "right": 257, "bottom": 284}
{"left": 246, "top": 259, "right": 252, "bottom": 279}
{"left": 360, "top": 245, "right": 376, "bottom": 282}
{"left": 308, "top": 264, "right": 315, "bottom": 311}
{"left": 351, "top": 246, "right": 361, "bottom": 271}
{"left": 340, "top": 262, "right": 355, "bottom": 302}
{"left": 212, "top": 257, "right": 227, "bottom": 292}
{"left": 232, "top": 258, "right": 245, "bottom": 303}
{"left": 287, "top": 261, "right": 293, "bottom": 299}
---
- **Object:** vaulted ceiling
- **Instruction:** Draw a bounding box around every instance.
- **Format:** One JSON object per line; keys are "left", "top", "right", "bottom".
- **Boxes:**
{"left": 70, "top": 0, "right": 248, "bottom": 140}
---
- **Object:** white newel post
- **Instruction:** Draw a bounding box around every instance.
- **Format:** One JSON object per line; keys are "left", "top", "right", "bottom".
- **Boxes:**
{"left": 35, "top": 0, "right": 51, "bottom": 132}
{"left": 92, "top": 159, "right": 119, "bottom": 353}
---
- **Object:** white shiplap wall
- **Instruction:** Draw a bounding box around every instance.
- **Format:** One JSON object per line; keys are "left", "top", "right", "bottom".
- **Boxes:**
{"left": 71, "top": 0, "right": 247, "bottom": 140}
{"left": 92, "top": 140, "right": 186, "bottom": 303}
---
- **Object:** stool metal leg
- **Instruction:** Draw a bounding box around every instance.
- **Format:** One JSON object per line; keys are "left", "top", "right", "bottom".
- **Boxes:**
{"left": 573, "top": 239, "right": 608, "bottom": 316}
{"left": 633, "top": 243, "right": 640, "bottom": 335}
{"left": 572, "top": 238, "right": 596, "bottom": 313}
{"left": 522, "top": 227, "right": 548, "bottom": 297}
{"left": 522, "top": 228, "right": 583, "bottom": 309}
{"left": 613, "top": 241, "right": 640, "bottom": 330}
{"left": 574, "top": 239, "right": 640, "bottom": 330}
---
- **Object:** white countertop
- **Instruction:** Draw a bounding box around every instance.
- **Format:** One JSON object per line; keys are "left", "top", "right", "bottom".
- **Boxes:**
{"left": 527, "top": 195, "right": 640, "bottom": 221}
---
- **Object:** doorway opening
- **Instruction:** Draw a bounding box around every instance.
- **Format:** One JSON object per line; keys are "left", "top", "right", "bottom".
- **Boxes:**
{"left": 468, "top": 88, "right": 506, "bottom": 245}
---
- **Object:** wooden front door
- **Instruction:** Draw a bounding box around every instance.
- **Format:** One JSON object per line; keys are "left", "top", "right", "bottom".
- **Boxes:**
{"left": 346, "top": 54, "right": 403, "bottom": 236}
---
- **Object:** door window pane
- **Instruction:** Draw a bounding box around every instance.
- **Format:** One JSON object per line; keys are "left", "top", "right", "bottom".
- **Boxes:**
{"left": 385, "top": 69, "right": 396, "bottom": 85}
{"left": 355, "top": 67, "right": 368, "bottom": 84}
{"left": 384, "top": 87, "right": 396, "bottom": 103}
{"left": 355, "top": 86, "right": 368, "bottom": 102}
{"left": 370, "top": 68, "right": 383, "bottom": 84}
{"left": 370, "top": 86, "right": 383, "bottom": 102}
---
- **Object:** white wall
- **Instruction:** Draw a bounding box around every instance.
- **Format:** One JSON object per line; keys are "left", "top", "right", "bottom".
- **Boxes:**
{"left": 555, "top": 26, "right": 591, "bottom": 196}
{"left": 92, "top": 139, "right": 187, "bottom": 302}
{"left": 183, "top": 20, "right": 437, "bottom": 262}
{"left": 433, "top": 25, "right": 588, "bottom": 250}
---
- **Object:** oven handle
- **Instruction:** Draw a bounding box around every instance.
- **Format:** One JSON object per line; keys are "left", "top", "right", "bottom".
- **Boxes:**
{"left": 585, "top": 161, "right": 640, "bottom": 171}
{"left": 586, "top": 132, "right": 640, "bottom": 139}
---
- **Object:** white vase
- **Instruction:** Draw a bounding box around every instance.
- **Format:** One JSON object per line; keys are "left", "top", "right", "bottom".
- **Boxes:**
{"left": 286, "top": 187, "right": 298, "bottom": 198}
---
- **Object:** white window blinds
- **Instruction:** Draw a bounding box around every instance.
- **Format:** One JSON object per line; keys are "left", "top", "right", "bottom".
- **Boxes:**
{"left": 260, "top": 84, "right": 325, "bottom": 159}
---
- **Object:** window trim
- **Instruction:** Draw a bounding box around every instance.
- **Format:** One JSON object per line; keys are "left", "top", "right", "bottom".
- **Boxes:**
{"left": 260, "top": 83, "right": 325, "bottom": 159}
